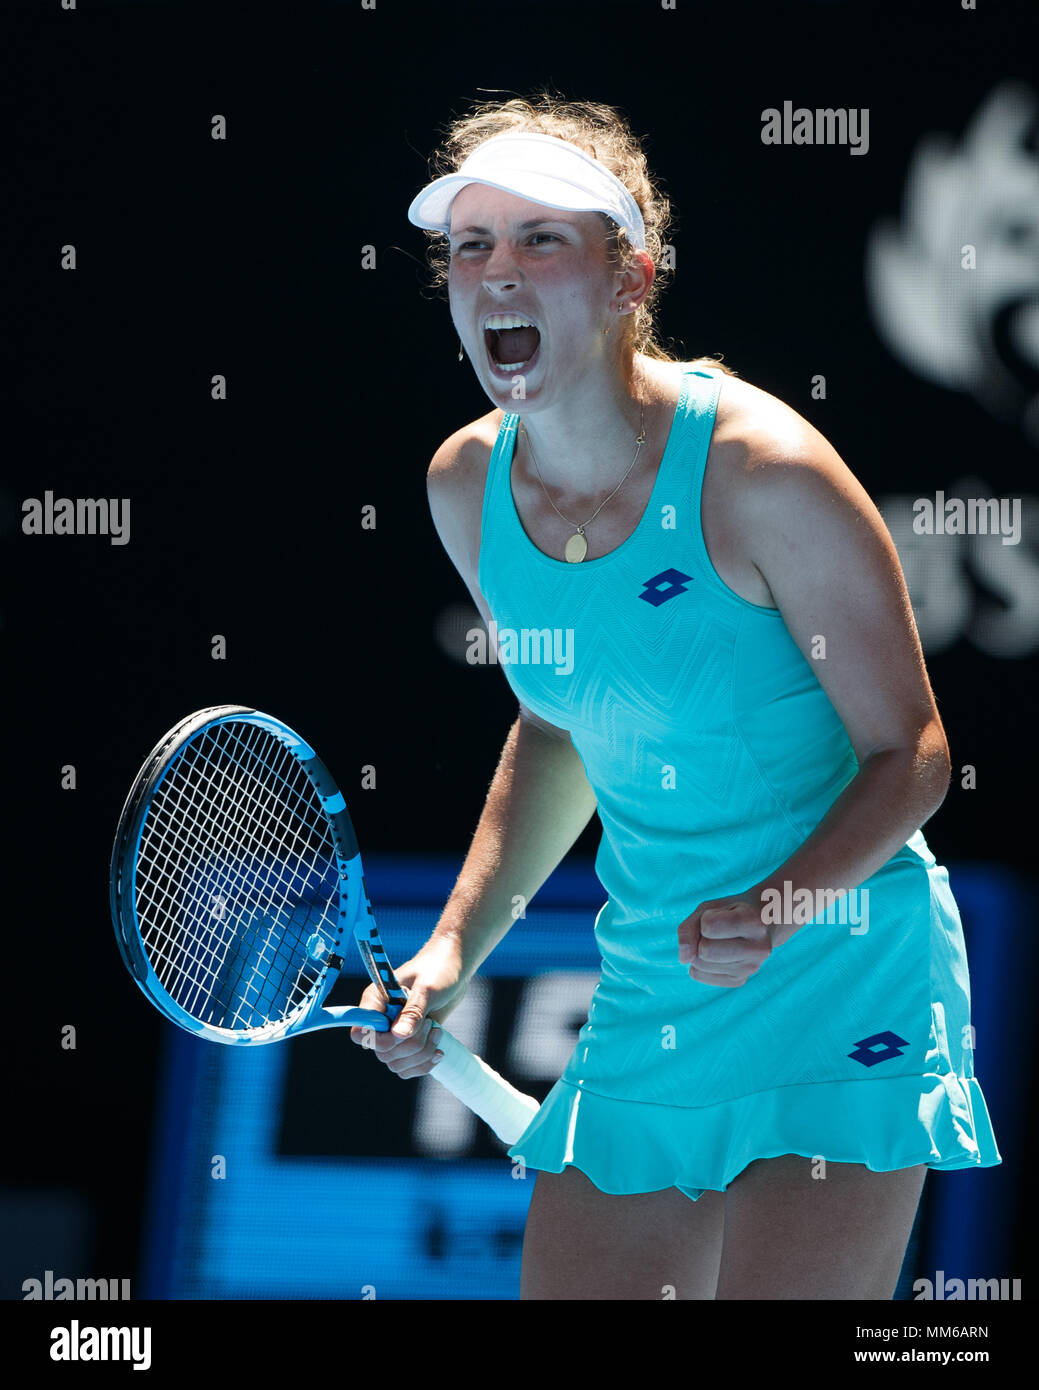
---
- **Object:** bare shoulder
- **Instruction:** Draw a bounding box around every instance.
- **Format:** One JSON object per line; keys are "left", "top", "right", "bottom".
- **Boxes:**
{"left": 700, "top": 373, "right": 877, "bottom": 607}
{"left": 425, "top": 407, "right": 506, "bottom": 594}
{"left": 707, "top": 369, "right": 904, "bottom": 625}
{"left": 425, "top": 409, "right": 574, "bottom": 742}
{"left": 710, "top": 372, "right": 872, "bottom": 523}
{"left": 711, "top": 373, "right": 840, "bottom": 470}
{"left": 427, "top": 408, "right": 503, "bottom": 486}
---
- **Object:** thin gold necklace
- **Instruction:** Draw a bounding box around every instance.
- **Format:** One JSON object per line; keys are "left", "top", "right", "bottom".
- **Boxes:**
{"left": 520, "top": 401, "right": 647, "bottom": 563}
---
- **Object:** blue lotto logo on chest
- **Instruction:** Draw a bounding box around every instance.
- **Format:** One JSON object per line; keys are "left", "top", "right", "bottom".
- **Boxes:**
{"left": 639, "top": 568, "right": 694, "bottom": 607}
{"left": 848, "top": 1032, "right": 910, "bottom": 1067}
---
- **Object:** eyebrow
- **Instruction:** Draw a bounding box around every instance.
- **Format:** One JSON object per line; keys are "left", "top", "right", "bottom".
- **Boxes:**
{"left": 450, "top": 217, "right": 575, "bottom": 237}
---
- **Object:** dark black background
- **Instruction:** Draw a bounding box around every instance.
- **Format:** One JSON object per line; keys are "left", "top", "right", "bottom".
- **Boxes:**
{"left": 3, "top": 0, "right": 1036, "bottom": 1303}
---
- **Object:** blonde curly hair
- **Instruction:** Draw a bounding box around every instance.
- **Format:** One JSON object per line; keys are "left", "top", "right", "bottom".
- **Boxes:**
{"left": 416, "top": 89, "right": 737, "bottom": 380}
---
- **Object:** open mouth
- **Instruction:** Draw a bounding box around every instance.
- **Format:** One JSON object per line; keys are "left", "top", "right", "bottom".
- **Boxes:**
{"left": 484, "top": 313, "right": 541, "bottom": 373}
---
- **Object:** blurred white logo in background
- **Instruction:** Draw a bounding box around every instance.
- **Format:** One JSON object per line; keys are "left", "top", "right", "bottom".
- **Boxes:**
{"left": 867, "top": 81, "right": 1039, "bottom": 446}
{"left": 880, "top": 482, "right": 1039, "bottom": 657}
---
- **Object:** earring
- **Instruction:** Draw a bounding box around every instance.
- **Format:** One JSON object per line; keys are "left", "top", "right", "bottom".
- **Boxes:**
{"left": 458, "top": 340, "right": 465, "bottom": 362}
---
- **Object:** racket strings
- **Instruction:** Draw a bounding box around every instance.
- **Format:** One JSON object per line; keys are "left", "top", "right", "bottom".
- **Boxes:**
{"left": 134, "top": 722, "right": 341, "bottom": 1033}
{"left": 138, "top": 731, "right": 322, "bottom": 964}
{"left": 142, "top": 727, "right": 335, "bottom": 1027}
{"left": 171, "top": 727, "right": 337, "bottom": 1024}
{"left": 144, "top": 728, "right": 309, "bottom": 1017}
{"left": 138, "top": 726, "right": 309, "bottom": 1018}
{"left": 137, "top": 724, "right": 290, "bottom": 974}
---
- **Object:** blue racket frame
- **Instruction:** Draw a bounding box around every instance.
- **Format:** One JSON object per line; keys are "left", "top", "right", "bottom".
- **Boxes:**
{"left": 110, "top": 705, "right": 407, "bottom": 1046}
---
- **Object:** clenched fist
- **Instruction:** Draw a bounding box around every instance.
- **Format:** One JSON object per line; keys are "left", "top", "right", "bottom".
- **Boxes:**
{"left": 677, "top": 891, "right": 774, "bottom": 988}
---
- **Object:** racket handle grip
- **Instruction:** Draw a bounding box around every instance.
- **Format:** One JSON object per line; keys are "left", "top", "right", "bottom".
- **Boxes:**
{"left": 430, "top": 1028, "right": 540, "bottom": 1146}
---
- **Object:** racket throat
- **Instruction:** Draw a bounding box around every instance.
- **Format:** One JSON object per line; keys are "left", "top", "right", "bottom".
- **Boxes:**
{"left": 356, "top": 937, "right": 408, "bottom": 1014}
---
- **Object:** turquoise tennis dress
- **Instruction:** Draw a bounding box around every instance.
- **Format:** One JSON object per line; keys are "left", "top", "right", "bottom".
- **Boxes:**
{"left": 478, "top": 364, "right": 1001, "bottom": 1200}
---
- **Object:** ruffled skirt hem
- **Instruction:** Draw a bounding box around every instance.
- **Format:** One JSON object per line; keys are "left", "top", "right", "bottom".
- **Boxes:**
{"left": 506, "top": 1073, "right": 1002, "bottom": 1201}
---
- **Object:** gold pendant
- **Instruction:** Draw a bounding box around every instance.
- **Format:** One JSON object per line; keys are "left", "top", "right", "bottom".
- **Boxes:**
{"left": 564, "top": 529, "right": 588, "bottom": 563}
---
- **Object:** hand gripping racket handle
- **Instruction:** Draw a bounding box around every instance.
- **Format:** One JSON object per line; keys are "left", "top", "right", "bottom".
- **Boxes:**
{"left": 430, "top": 1027, "right": 540, "bottom": 1146}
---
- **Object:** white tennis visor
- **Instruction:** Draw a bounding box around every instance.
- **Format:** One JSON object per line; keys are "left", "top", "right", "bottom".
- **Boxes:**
{"left": 406, "top": 131, "right": 647, "bottom": 251}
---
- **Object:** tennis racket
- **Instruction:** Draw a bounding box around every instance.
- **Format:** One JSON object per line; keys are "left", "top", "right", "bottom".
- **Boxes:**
{"left": 109, "top": 704, "right": 540, "bottom": 1145}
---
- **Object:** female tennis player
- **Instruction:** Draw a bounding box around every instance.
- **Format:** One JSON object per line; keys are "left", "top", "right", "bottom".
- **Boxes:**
{"left": 351, "top": 93, "right": 1001, "bottom": 1300}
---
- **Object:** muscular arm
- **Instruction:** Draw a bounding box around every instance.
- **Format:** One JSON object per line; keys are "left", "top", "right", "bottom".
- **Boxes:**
{"left": 735, "top": 415, "right": 952, "bottom": 922}
{"left": 678, "top": 407, "right": 954, "bottom": 984}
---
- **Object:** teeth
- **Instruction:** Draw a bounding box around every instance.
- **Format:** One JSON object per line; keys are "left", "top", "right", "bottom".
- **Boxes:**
{"left": 496, "top": 361, "right": 529, "bottom": 371}
{"left": 485, "top": 313, "right": 537, "bottom": 331}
